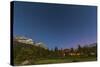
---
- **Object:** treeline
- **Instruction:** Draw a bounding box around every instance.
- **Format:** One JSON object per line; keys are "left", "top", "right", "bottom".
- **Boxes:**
{"left": 13, "top": 40, "right": 97, "bottom": 65}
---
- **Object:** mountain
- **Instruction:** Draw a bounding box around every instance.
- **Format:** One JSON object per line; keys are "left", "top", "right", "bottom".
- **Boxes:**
{"left": 14, "top": 36, "right": 47, "bottom": 49}
{"left": 13, "top": 37, "right": 49, "bottom": 65}
{"left": 14, "top": 36, "right": 34, "bottom": 45}
{"left": 89, "top": 43, "right": 97, "bottom": 47}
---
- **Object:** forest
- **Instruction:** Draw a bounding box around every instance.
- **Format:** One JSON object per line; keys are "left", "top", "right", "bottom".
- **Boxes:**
{"left": 13, "top": 38, "right": 97, "bottom": 66}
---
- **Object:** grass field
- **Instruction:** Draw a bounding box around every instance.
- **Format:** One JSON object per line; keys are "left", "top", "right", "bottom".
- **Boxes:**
{"left": 33, "top": 56, "right": 97, "bottom": 64}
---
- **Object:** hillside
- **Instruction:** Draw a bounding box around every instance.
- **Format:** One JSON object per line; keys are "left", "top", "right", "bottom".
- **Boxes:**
{"left": 12, "top": 38, "right": 97, "bottom": 65}
{"left": 13, "top": 40, "right": 50, "bottom": 65}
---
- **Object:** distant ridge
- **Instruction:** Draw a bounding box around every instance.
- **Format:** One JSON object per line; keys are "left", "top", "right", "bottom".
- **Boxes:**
{"left": 13, "top": 36, "right": 47, "bottom": 49}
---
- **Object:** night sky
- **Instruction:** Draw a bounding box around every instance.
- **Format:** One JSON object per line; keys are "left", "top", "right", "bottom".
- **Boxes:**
{"left": 13, "top": 1, "right": 97, "bottom": 49}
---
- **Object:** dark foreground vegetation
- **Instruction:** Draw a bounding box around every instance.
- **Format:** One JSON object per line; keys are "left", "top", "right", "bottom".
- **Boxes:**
{"left": 13, "top": 40, "right": 97, "bottom": 66}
